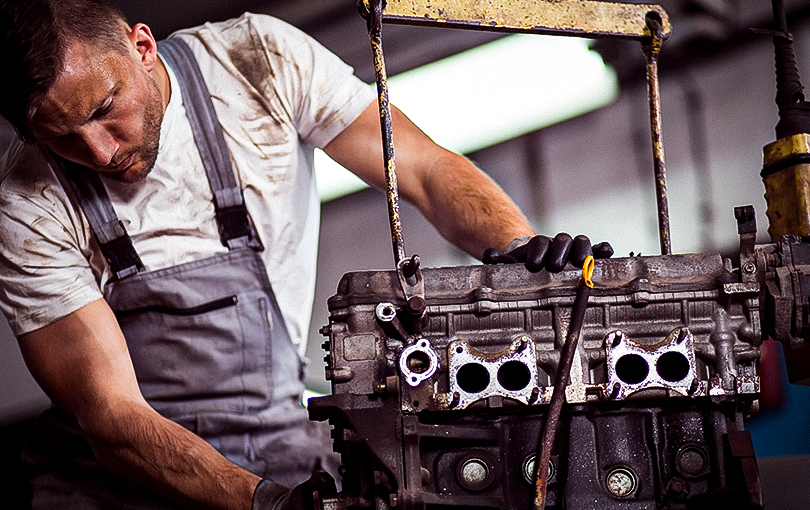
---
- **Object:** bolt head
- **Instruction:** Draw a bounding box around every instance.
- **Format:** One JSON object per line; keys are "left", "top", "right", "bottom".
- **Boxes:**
{"left": 606, "top": 468, "right": 636, "bottom": 497}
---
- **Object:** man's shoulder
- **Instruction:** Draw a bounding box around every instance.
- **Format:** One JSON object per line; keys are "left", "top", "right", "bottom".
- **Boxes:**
{"left": 173, "top": 13, "right": 313, "bottom": 55}
{"left": 2, "top": 138, "right": 52, "bottom": 189}
{"left": 0, "top": 139, "right": 70, "bottom": 220}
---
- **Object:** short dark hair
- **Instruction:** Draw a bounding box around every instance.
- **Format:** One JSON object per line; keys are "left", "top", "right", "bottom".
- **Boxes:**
{"left": 0, "top": 0, "right": 129, "bottom": 142}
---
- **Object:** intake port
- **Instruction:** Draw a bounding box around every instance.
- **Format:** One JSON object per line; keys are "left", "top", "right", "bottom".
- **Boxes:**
{"left": 457, "top": 363, "right": 490, "bottom": 393}
{"left": 615, "top": 354, "right": 649, "bottom": 384}
{"left": 497, "top": 360, "right": 531, "bottom": 391}
{"left": 656, "top": 351, "right": 690, "bottom": 382}
{"left": 406, "top": 350, "right": 431, "bottom": 374}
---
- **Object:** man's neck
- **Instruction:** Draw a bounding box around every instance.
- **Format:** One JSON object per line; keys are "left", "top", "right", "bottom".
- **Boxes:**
{"left": 155, "top": 56, "right": 172, "bottom": 112}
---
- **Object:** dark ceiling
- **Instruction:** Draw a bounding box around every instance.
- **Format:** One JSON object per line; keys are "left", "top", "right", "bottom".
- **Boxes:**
{"left": 112, "top": 0, "right": 505, "bottom": 83}
{"left": 112, "top": 0, "right": 810, "bottom": 86}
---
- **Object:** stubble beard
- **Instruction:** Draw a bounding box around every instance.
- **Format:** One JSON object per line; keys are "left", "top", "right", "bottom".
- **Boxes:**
{"left": 107, "top": 78, "right": 163, "bottom": 184}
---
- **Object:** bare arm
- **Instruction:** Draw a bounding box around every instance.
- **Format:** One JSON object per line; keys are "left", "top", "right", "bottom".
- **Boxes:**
{"left": 323, "top": 101, "right": 536, "bottom": 257}
{"left": 18, "top": 298, "right": 259, "bottom": 510}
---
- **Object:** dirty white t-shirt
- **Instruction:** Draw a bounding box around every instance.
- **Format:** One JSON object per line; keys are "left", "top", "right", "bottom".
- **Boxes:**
{"left": 0, "top": 13, "right": 375, "bottom": 353}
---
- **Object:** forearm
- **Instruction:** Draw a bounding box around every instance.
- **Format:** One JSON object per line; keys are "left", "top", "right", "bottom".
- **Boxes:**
{"left": 323, "top": 102, "right": 535, "bottom": 257}
{"left": 410, "top": 151, "right": 536, "bottom": 258}
{"left": 18, "top": 300, "right": 261, "bottom": 510}
{"left": 82, "top": 400, "right": 258, "bottom": 510}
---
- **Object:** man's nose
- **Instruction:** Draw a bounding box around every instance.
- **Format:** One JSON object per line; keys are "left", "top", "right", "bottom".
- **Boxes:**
{"left": 81, "top": 128, "right": 118, "bottom": 167}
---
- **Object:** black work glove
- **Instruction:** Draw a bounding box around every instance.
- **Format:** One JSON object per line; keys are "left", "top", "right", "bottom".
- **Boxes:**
{"left": 252, "top": 470, "right": 337, "bottom": 510}
{"left": 483, "top": 233, "right": 613, "bottom": 273}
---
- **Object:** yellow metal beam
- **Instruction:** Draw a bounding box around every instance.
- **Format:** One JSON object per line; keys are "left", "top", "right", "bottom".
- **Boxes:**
{"left": 377, "top": 0, "right": 671, "bottom": 40}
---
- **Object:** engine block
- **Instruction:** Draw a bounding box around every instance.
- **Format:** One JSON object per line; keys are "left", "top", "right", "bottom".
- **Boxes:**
{"left": 310, "top": 242, "right": 768, "bottom": 509}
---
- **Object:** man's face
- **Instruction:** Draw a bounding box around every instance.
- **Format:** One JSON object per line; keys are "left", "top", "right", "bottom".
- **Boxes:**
{"left": 31, "top": 37, "right": 163, "bottom": 183}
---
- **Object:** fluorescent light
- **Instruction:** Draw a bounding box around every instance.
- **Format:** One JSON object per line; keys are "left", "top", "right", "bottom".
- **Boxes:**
{"left": 315, "top": 149, "right": 369, "bottom": 201}
{"left": 316, "top": 33, "right": 618, "bottom": 202}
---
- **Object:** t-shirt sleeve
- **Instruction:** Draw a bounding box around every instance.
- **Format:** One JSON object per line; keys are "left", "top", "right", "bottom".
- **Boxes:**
{"left": 239, "top": 14, "right": 376, "bottom": 148}
{"left": 0, "top": 140, "right": 104, "bottom": 336}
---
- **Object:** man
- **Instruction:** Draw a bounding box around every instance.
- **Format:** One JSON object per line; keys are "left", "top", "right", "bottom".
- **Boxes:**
{"left": 0, "top": 1, "right": 604, "bottom": 509}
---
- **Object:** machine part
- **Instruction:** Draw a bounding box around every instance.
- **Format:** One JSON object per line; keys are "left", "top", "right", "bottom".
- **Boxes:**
{"left": 675, "top": 445, "right": 708, "bottom": 479}
{"left": 376, "top": 302, "right": 398, "bottom": 322}
{"left": 666, "top": 477, "right": 690, "bottom": 499}
{"left": 363, "top": 0, "right": 426, "bottom": 317}
{"left": 369, "top": 0, "right": 671, "bottom": 40}
{"left": 767, "top": 0, "right": 810, "bottom": 141}
{"left": 360, "top": 0, "right": 675, "bottom": 306}
{"left": 455, "top": 452, "right": 497, "bottom": 491}
{"left": 307, "top": 1, "right": 781, "bottom": 509}
{"left": 522, "top": 455, "right": 554, "bottom": 485}
{"left": 604, "top": 328, "right": 697, "bottom": 400}
{"left": 643, "top": 14, "right": 671, "bottom": 255}
{"left": 311, "top": 219, "right": 766, "bottom": 508}
{"left": 762, "top": 133, "right": 810, "bottom": 239}
{"left": 448, "top": 335, "right": 540, "bottom": 409}
{"left": 534, "top": 258, "right": 593, "bottom": 510}
{"left": 400, "top": 339, "right": 440, "bottom": 387}
{"left": 605, "top": 467, "right": 637, "bottom": 498}
{"left": 760, "top": 234, "right": 810, "bottom": 385}
{"left": 760, "top": 0, "right": 810, "bottom": 239}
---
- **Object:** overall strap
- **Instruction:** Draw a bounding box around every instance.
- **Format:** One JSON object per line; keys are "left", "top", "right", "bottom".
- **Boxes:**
{"left": 63, "top": 37, "right": 258, "bottom": 280}
{"left": 158, "top": 37, "right": 253, "bottom": 250}
{"left": 62, "top": 161, "right": 144, "bottom": 279}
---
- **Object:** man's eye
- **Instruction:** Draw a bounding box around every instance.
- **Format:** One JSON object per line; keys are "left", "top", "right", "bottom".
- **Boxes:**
{"left": 94, "top": 100, "right": 114, "bottom": 118}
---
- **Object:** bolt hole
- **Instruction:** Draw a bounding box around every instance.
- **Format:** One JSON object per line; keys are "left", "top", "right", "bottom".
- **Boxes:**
{"left": 656, "top": 352, "right": 690, "bottom": 382}
{"left": 497, "top": 360, "right": 531, "bottom": 391}
{"left": 645, "top": 10, "right": 663, "bottom": 24}
{"left": 457, "top": 363, "right": 490, "bottom": 393}
{"left": 616, "top": 354, "right": 649, "bottom": 384}
{"left": 456, "top": 346, "right": 464, "bottom": 354}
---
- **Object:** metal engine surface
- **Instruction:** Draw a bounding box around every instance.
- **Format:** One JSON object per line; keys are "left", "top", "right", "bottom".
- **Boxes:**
{"left": 309, "top": 251, "right": 764, "bottom": 509}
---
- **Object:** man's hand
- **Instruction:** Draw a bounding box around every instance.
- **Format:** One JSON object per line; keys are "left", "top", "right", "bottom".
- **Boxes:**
{"left": 252, "top": 471, "right": 337, "bottom": 510}
{"left": 483, "top": 233, "right": 613, "bottom": 272}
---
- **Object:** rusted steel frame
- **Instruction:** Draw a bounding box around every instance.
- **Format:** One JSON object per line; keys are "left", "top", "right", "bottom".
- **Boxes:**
{"left": 379, "top": 0, "right": 671, "bottom": 41}
{"left": 533, "top": 278, "right": 592, "bottom": 510}
{"left": 366, "top": 0, "right": 406, "bottom": 266}
{"left": 644, "top": 15, "right": 672, "bottom": 256}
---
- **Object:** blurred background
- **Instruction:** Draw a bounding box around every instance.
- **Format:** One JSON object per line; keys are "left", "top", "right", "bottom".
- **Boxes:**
{"left": 1, "top": 0, "right": 810, "bottom": 506}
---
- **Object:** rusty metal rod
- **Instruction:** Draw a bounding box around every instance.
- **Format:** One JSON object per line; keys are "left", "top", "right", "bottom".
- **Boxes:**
{"left": 643, "top": 14, "right": 672, "bottom": 256}
{"left": 365, "top": 0, "right": 406, "bottom": 266}
{"left": 534, "top": 263, "right": 593, "bottom": 509}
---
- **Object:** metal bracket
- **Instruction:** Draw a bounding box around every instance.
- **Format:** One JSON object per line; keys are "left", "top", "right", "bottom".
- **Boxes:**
{"left": 735, "top": 205, "right": 758, "bottom": 284}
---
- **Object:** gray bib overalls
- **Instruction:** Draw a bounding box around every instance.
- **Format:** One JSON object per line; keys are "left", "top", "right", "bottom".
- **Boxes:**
{"left": 23, "top": 38, "right": 337, "bottom": 509}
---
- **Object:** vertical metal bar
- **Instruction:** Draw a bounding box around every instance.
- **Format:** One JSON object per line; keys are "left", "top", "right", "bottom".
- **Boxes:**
{"left": 366, "top": 0, "right": 406, "bottom": 266}
{"left": 534, "top": 260, "right": 594, "bottom": 510}
{"left": 644, "top": 15, "right": 672, "bottom": 255}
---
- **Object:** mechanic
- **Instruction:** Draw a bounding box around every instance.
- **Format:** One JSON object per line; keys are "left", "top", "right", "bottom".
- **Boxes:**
{"left": 0, "top": 1, "right": 608, "bottom": 509}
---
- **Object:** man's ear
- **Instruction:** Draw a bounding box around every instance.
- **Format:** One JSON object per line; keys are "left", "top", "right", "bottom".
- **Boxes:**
{"left": 127, "top": 23, "right": 159, "bottom": 71}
